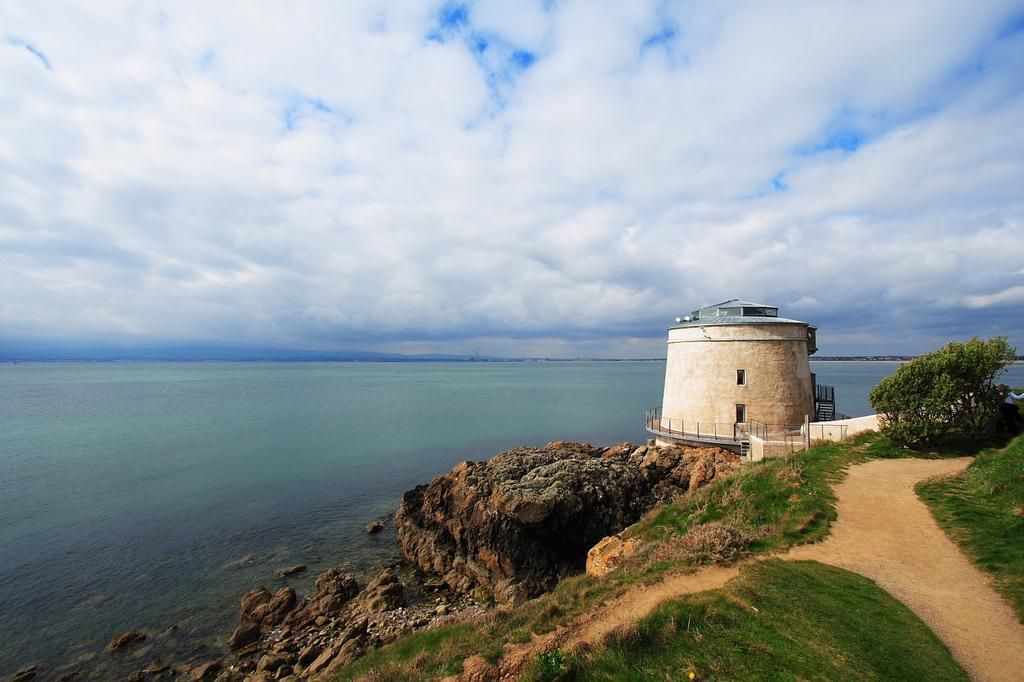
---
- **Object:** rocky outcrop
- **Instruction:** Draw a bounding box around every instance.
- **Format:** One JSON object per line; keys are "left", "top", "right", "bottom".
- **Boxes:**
{"left": 217, "top": 562, "right": 475, "bottom": 679}
{"left": 586, "top": 535, "right": 641, "bottom": 578}
{"left": 396, "top": 441, "right": 740, "bottom": 603}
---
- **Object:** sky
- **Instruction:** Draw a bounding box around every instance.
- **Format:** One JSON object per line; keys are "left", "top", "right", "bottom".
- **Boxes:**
{"left": 2, "top": 1, "right": 1023, "bottom": 358}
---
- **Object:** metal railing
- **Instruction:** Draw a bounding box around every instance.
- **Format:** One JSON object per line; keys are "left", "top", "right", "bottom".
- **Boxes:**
{"left": 644, "top": 407, "right": 745, "bottom": 443}
{"left": 807, "top": 422, "right": 849, "bottom": 442}
{"left": 747, "top": 419, "right": 805, "bottom": 441}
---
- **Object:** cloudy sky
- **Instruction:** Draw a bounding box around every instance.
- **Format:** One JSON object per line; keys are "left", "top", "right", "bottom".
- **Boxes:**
{"left": 2, "top": 1, "right": 1023, "bottom": 358}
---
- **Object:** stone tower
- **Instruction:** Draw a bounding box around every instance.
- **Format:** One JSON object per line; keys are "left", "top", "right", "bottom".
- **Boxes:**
{"left": 646, "top": 299, "right": 817, "bottom": 448}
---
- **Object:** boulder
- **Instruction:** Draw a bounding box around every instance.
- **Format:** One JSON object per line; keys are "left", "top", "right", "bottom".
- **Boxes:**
{"left": 191, "top": 661, "right": 221, "bottom": 679}
{"left": 303, "top": 644, "right": 339, "bottom": 677}
{"left": 240, "top": 587, "right": 272, "bottom": 620}
{"left": 255, "top": 654, "right": 288, "bottom": 674}
{"left": 228, "top": 621, "right": 261, "bottom": 649}
{"left": 311, "top": 568, "right": 359, "bottom": 614}
{"left": 297, "top": 642, "right": 321, "bottom": 667}
{"left": 365, "top": 520, "right": 385, "bottom": 534}
{"left": 396, "top": 441, "right": 740, "bottom": 601}
{"left": 356, "top": 568, "right": 406, "bottom": 613}
{"left": 250, "top": 587, "right": 297, "bottom": 627}
{"left": 586, "top": 535, "right": 641, "bottom": 578}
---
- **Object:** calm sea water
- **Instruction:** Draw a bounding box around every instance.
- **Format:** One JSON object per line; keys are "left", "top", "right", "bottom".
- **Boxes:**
{"left": 1, "top": 360, "right": 1021, "bottom": 674}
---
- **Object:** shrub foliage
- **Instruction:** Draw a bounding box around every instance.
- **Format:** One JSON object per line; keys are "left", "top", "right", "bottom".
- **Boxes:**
{"left": 869, "top": 337, "right": 1016, "bottom": 446}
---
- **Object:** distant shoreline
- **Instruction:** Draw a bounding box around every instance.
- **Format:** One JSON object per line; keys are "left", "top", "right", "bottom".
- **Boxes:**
{"left": 3, "top": 357, "right": 1023, "bottom": 364}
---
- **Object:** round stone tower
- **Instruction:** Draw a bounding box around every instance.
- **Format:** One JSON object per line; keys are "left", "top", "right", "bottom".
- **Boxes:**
{"left": 648, "top": 299, "right": 817, "bottom": 448}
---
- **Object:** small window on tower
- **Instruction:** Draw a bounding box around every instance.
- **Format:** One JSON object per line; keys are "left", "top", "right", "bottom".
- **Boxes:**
{"left": 737, "top": 369, "right": 746, "bottom": 385}
{"left": 736, "top": 404, "right": 746, "bottom": 423}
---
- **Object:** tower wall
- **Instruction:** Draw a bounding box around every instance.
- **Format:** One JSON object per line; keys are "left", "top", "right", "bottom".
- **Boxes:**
{"left": 661, "top": 322, "right": 814, "bottom": 428}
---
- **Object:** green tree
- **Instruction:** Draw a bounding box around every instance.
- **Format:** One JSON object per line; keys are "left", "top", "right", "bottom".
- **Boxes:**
{"left": 869, "top": 337, "right": 1016, "bottom": 447}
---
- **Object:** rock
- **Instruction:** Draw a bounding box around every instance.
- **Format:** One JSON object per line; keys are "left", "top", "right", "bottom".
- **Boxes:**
{"left": 240, "top": 667, "right": 270, "bottom": 679}
{"left": 396, "top": 441, "right": 740, "bottom": 602}
{"left": 329, "top": 638, "right": 363, "bottom": 671}
{"left": 240, "top": 587, "right": 273, "bottom": 620}
{"left": 274, "top": 565, "right": 306, "bottom": 578}
{"left": 11, "top": 664, "right": 41, "bottom": 681}
{"left": 297, "top": 642, "right": 321, "bottom": 667}
{"left": 228, "top": 620, "right": 261, "bottom": 649}
{"left": 306, "top": 568, "right": 359, "bottom": 617}
{"left": 141, "top": 661, "right": 169, "bottom": 675}
{"left": 255, "top": 654, "right": 288, "bottom": 674}
{"left": 586, "top": 535, "right": 641, "bottom": 578}
{"left": 191, "top": 661, "right": 222, "bottom": 679}
{"left": 303, "top": 644, "right": 338, "bottom": 677}
{"left": 357, "top": 568, "right": 406, "bottom": 613}
{"left": 234, "top": 642, "right": 261, "bottom": 659}
{"left": 105, "top": 631, "right": 147, "bottom": 652}
{"left": 251, "top": 587, "right": 298, "bottom": 627}
{"left": 435, "top": 604, "right": 449, "bottom": 616}
{"left": 365, "top": 520, "right": 385, "bottom": 534}
{"left": 274, "top": 665, "right": 292, "bottom": 679}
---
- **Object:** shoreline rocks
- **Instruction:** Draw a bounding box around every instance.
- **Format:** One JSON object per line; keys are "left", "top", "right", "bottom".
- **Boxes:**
{"left": 10, "top": 440, "right": 737, "bottom": 682}
{"left": 396, "top": 440, "right": 740, "bottom": 603}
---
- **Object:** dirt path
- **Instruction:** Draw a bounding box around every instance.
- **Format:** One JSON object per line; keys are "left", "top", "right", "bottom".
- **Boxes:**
{"left": 561, "top": 564, "right": 742, "bottom": 650}
{"left": 786, "top": 457, "right": 1024, "bottom": 682}
{"left": 484, "top": 457, "right": 1024, "bottom": 681}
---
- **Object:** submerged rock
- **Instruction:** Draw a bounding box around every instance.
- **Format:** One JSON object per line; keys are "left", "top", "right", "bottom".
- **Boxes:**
{"left": 395, "top": 441, "right": 740, "bottom": 602}
{"left": 105, "top": 631, "right": 147, "bottom": 652}
{"left": 273, "top": 565, "right": 306, "bottom": 578}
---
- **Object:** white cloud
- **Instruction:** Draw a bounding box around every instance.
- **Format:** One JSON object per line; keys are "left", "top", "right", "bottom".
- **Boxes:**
{"left": 1, "top": 0, "right": 1023, "bottom": 357}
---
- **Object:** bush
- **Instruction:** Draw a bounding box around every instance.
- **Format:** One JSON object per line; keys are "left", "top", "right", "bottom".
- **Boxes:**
{"left": 535, "top": 649, "right": 569, "bottom": 681}
{"left": 651, "top": 521, "right": 751, "bottom": 564}
{"left": 869, "top": 337, "right": 1016, "bottom": 447}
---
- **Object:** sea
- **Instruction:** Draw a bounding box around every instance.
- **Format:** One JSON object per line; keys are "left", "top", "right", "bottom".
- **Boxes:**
{"left": 2, "top": 360, "right": 1022, "bottom": 675}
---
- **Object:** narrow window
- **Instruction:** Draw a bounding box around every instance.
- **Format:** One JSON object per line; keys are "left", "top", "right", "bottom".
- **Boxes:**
{"left": 736, "top": 369, "right": 746, "bottom": 385}
{"left": 736, "top": 404, "right": 746, "bottom": 423}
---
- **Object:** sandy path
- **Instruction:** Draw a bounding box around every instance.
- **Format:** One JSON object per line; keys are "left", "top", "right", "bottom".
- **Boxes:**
{"left": 487, "top": 565, "right": 742, "bottom": 680}
{"left": 561, "top": 564, "right": 742, "bottom": 650}
{"left": 480, "top": 456, "right": 1024, "bottom": 681}
{"left": 786, "top": 457, "right": 1024, "bottom": 682}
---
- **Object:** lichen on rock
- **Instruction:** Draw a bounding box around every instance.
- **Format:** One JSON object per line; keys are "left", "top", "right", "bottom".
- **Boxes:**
{"left": 395, "top": 440, "right": 740, "bottom": 602}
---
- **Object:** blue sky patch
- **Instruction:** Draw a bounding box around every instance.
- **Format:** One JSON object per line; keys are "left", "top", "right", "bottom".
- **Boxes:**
{"left": 428, "top": 2, "right": 470, "bottom": 41}
{"left": 642, "top": 24, "right": 677, "bottom": 51}
{"left": 510, "top": 50, "right": 536, "bottom": 69}
{"left": 8, "top": 35, "right": 52, "bottom": 70}
{"left": 281, "top": 95, "right": 346, "bottom": 132}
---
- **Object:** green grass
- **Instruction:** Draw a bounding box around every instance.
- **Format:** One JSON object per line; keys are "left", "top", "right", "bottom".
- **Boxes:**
{"left": 333, "top": 565, "right": 675, "bottom": 681}
{"left": 917, "top": 433, "right": 1024, "bottom": 622}
{"left": 332, "top": 432, "right": 972, "bottom": 680}
{"left": 556, "top": 560, "right": 967, "bottom": 682}
{"left": 628, "top": 431, "right": 921, "bottom": 556}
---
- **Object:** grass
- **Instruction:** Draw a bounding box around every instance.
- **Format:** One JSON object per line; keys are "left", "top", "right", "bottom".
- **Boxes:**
{"left": 554, "top": 560, "right": 967, "bottom": 681}
{"left": 917, "top": 432, "right": 1024, "bottom": 622}
{"left": 627, "top": 431, "right": 919, "bottom": 557}
{"left": 333, "top": 565, "right": 675, "bottom": 681}
{"left": 331, "top": 432, "right": 973, "bottom": 680}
